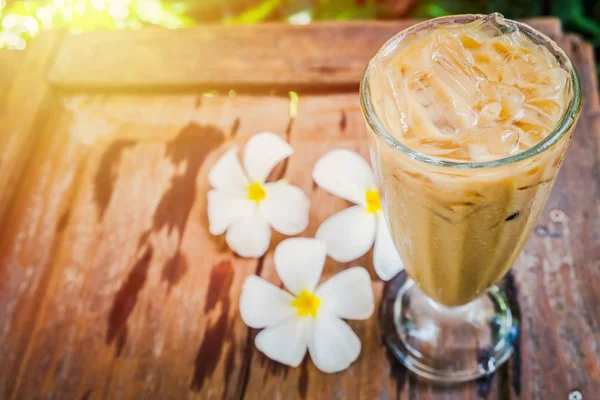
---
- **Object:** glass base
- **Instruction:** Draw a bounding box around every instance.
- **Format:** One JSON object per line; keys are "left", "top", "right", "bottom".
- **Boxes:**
{"left": 381, "top": 271, "right": 519, "bottom": 383}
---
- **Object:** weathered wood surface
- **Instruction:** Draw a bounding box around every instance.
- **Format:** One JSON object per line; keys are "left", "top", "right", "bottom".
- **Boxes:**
{"left": 0, "top": 20, "right": 598, "bottom": 400}
{"left": 0, "top": 32, "right": 63, "bottom": 223}
{"left": 47, "top": 18, "right": 560, "bottom": 90}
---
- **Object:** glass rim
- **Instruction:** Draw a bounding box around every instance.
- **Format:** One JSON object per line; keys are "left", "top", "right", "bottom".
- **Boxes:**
{"left": 360, "top": 14, "right": 582, "bottom": 169}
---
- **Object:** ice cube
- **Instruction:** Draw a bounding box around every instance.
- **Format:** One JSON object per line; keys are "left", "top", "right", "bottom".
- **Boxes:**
{"left": 490, "top": 33, "right": 521, "bottom": 56}
{"left": 499, "top": 85, "right": 526, "bottom": 121}
{"left": 432, "top": 48, "right": 480, "bottom": 100}
{"left": 528, "top": 99, "right": 561, "bottom": 118}
{"left": 517, "top": 123, "right": 545, "bottom": 148}
{"left": 459, "top": 32, "right": 483, "bottom": 50}
{"left": 406, "top": 72, "right": 460, "bottom": 135}
{"left": 478, "top": 101, "right": 502, "bottom": 124}
{"left": 467, "top": 144, "right": 495, "bottom": 161}
{"left": 412, "top": 138, "right": 470, "bottom": 160}
{"left": 517, "top": 68, "right": 569, "bottom": 101}
{"left": 384, "top": 64, "right": 412, "bottom": 136}
{"left": 472, "top": 13, "right": 518, "bottom": 39}
{"left": 429, "top": 46, "right": 483, "bottom": 129}
{"left": 464, "top": 126, "right": 521, "bottom": 157}
{"left": 514, "top": 106, "right": 548, "bottom": 147}
{"left": 380, "top": 89, "right": 405, "bottom": 137}
{"left": 494, "top": 50, "right": 525, "bottom": 84}
{"left": 470, "top": 47, "right": 504, "bottom": 81}
{"left": 516, "top": 104, "right": 555, "bottom": 128}
{"left": 515, "top": 49, "right": 554, "bottom": 74}
{"left": 417, "top": 138, "right": 460, "bottom": 154}
{"left": 477, "top": 81, "right": 525, "bottom": 122}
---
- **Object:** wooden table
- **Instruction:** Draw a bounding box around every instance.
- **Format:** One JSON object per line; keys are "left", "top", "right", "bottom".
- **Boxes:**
{"left": 0, "top": 19, "right": 598, "bottom": 400}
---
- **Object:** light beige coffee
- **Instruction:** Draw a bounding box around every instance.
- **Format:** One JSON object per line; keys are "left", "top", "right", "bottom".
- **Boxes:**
{"left": 367, "top": 14, "right": 575, "bottom": 306}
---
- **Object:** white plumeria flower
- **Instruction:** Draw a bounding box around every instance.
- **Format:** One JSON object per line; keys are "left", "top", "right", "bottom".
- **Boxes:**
{"left": 313, "top": 149, "right": 404, "bottom": 281}
{"left": 208, "top": 132, "right": 310, "bottom": 258}
{"left": 240, "top": 238, "right": 374, "bottom": 373}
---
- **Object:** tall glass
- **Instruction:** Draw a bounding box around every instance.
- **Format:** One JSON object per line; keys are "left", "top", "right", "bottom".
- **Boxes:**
{"left": 360, "top": 15, "right": 581, "bottom": 382}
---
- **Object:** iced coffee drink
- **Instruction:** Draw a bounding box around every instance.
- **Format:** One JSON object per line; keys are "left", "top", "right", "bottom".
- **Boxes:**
{"left": 361, "top": 14, "right": 581, "bottom": 381}
{"left": 366, "top": 13, "right": 577, "bottom": 306}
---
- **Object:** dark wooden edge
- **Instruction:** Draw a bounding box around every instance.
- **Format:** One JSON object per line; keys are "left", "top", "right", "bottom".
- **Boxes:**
{"left": 47, "top": 18, "right": 561, "bottom": 91}
{"left": 0, "top": 32, "right": 63, "bottom": 225}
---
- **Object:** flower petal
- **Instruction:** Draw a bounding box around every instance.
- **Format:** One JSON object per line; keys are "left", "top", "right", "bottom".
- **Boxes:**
{"left": 244, "top": 132, "right": 293, "bottom": 183}
{"left": 312, "top": 149, "right": 375, "bottom": 205}
{"left": 316, "top": 206, "right": 376, "bottom": 263}
{"left": 226, "top": 211, "right": 271, "bottom": 258}
{"left": 308, "top": 313, "right": 361, "bottom": 373}
{"left": 259, "top": 183, "right": 310, "bottom": 235}
{"left": 207, "top": 189, "right": 255, "bottom": 235}
{"left": 274, "top": 238, "right": 326, "bottom": 295}
{"left": 255, "top": 318, "right": 310, "bottom": 368}
{"left": 240, "top": 275, "right": 296, "bottom": 329}
{"left": 315, "top": 267, "right": 374, "bottom": 320}
{"left": 373, "top": 214, "right": 404, "bottom": 281}
{"left": 208, "top": 148, "right": 249, "bottom": 196}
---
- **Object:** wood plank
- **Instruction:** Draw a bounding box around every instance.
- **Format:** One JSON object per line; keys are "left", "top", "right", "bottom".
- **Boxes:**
{"left": 0, "top": 49, "right": 26, "bottom": 104}
{"left": 3, "top": 94, "right": 295, "bottom": 399}
{"left": 0, "top": 34, "right": 63, "bottom": 398}
{"left": 47, "top": 18, "right": 561, "bottom": 91}
{"left": 0, "top": 99, "right": 87, "bottom": 398}
{"left": 0, "top": 32, "right": 63, "bottom": 224}
{"left": 509, "top": 34, "right": 600, "bottom": 397}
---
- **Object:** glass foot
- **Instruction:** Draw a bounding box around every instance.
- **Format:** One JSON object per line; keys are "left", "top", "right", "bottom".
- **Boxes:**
{"left": 380, "top": 271, "right": 519, "bottom": 383}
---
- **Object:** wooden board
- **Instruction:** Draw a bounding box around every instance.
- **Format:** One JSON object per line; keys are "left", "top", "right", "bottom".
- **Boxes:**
{"left": 0, "top": 49, "right": 26, "bottom": 98}
{"left": 0, "top": 19, "right": 598, "bottom": 400}
{"left": 47, "top": 18, "right": 560, "bottom": 90}
{"left": 0, "top": 32, "right": 63, "bottom": 223}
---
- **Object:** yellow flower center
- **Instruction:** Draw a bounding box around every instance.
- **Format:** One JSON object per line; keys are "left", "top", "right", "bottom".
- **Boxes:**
{"left": 290, "top": 290, "right": 320, "bottom": 317}
{"left": 247, "top": 182, "right": 266, "bottom": 203}
{"left": 365, "top": 189, "right": 381, "bottom": 213}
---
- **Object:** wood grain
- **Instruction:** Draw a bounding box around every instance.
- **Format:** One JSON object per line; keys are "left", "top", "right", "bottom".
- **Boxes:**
{"left": 242, "top": 94, "right": 398, "bottom": 400}
{"left": 0, "top": 20, "right": 598, "bottom": 400}
{"left": 0, "top": 49, "right": 25, "bottom": 102}
{"left": 47, "top": 19, "right": 561, "bottom": 91}
{"left": 0, "top": 94, "right": 297, "bottom": 399}
{"left": 0, "top": 32, "right": 63, "bottom": 224}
